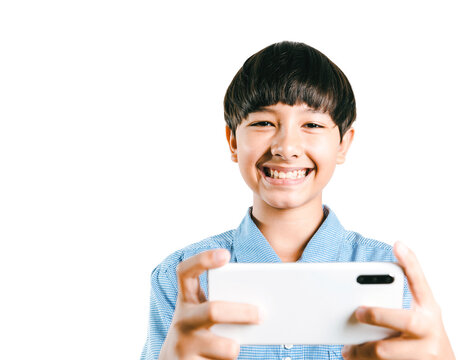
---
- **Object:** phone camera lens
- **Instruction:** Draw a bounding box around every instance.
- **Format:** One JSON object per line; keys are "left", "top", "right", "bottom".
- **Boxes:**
{"left": 357, "top": 274, "right": 395, "bottom": 285}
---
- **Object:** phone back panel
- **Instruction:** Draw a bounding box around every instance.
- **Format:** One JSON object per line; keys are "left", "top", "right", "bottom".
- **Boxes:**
{"left": 208, "top": 262, "right": 404, "bottom": 345}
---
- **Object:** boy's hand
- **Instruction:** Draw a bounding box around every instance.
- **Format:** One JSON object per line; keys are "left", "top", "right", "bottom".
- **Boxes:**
{"left": 342, "top": 241, "right": 455, "bottom": 360}
{"left": 159, "top": 249, "right": 260, "bottom": 360}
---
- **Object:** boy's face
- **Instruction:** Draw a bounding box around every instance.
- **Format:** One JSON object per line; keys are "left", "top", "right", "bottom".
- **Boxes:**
{"left": 226, "top": 102, "right": 354, "bottom": 211}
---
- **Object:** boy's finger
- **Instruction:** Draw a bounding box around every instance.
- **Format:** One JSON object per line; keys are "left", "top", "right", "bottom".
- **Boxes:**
{"left": 178, "top": 300, "right": 261, "bottom": 330}
{"left": 195, "top": 330, "right": 241, "bottom": 360}
{"left": 393, "top": 241, "right": 435, "bottom": 307}
{"left": 354, "top": 306, "right": 430, "bottom": 337}
{"left": 342, "top": 337, "right": 423, "bottom": 360}
{"left": 176, "top": 249, "right": 230, "bottom": 303}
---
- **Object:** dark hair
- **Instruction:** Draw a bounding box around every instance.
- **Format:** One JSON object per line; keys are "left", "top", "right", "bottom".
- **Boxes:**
{"left": 223, "top": 41, "right": 356, "bottom": 142}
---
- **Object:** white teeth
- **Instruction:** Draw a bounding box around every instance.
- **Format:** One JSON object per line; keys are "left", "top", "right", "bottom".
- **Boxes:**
{"left": 267, "top": 168, "right": 307, "bottom": 179}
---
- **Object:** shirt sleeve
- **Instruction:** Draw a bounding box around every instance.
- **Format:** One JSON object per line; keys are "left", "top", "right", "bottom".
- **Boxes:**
{"left": 140, "top": 263, "right": 178, "bottom": 360}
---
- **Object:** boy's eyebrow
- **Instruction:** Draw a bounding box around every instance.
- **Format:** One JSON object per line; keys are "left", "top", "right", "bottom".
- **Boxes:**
{"left": 242, "top": 107, "right": 275, "bottom": 121}
{"left": 305, "top": 108, "right": 324, "bottom": 114}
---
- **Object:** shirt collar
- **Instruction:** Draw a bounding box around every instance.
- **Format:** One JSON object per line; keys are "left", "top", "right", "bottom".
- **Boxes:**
{"left": 233, "top": 204, "right": 346, "bottom": 263}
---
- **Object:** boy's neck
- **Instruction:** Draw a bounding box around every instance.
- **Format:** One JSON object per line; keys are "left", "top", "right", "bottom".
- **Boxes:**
{"left": 250, "top": 196, "right": 325, "bottom": 262}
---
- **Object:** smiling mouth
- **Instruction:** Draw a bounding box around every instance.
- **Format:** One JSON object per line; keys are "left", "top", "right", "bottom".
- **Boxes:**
{"left": 262, "top": 166, "right": 312, "bottom": 180}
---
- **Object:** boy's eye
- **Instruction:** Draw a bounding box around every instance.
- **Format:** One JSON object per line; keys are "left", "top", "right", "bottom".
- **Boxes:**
{"left": 250, "top": 121, "right": 274, "bottom": 127}
{"left": 304, "top": 123, "right": 323, "bottom": 129}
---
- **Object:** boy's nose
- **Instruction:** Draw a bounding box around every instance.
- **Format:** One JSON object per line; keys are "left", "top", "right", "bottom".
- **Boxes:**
{"left": 270, "top": 129, "right": 303, "bottom": 159}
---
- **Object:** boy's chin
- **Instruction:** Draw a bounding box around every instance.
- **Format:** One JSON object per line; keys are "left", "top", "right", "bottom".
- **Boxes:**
{"left": 257, "top": 195, "right": 316, "bottom": 211}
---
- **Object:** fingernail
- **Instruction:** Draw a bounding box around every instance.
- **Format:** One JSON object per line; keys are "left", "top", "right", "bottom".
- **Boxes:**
{"left": 396, "top": 241, "right": 408, "bottom": 256}
{"left": 341, "top": 345, "right": 350, "bottom": 357}
{"left": 214, "top": 250, "right": 230, "bottom": 263}
{"left": 355, "top": 306, "right": 366, "bottom": 320}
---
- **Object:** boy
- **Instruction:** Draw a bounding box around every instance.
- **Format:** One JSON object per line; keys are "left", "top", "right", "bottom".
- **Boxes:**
{"left": 141, "top": 42, "right": 454, "bottom": 360}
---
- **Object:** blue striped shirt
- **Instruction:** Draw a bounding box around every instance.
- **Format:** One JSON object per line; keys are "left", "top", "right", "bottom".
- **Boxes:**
{"left": 141, "top": 205, "right": 412, "bottom": 360}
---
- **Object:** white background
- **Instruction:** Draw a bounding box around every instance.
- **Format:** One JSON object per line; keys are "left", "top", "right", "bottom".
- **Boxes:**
{"left": 1, "top": 1, "right": 473, "bottom": 359}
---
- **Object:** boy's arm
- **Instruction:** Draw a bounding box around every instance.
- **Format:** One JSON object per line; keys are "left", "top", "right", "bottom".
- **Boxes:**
{"left": 140, "top": 264, "right": 178, "bottom": 360}
{"left": 341, "top": 242, "right": 456, "bottom": 360}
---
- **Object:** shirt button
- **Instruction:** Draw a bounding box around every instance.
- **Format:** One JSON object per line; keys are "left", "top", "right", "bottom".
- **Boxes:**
{"left": 284, "top": 344, "right": 293, "bottom": 349}
{"left": 283, "top": 357, "right": 292, "bottom": 360}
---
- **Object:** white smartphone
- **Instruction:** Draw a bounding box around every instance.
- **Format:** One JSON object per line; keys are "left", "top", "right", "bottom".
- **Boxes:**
{"left": 208, "top": 262, "right": 404, "bottom": 345}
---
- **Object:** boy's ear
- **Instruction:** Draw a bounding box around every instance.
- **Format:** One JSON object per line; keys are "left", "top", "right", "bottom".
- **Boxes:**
{"left": 336, "top": 127, "right": 355, "bottom": 165}
{"left": 225, "top": 126, "right": 238, "bottom": 163}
